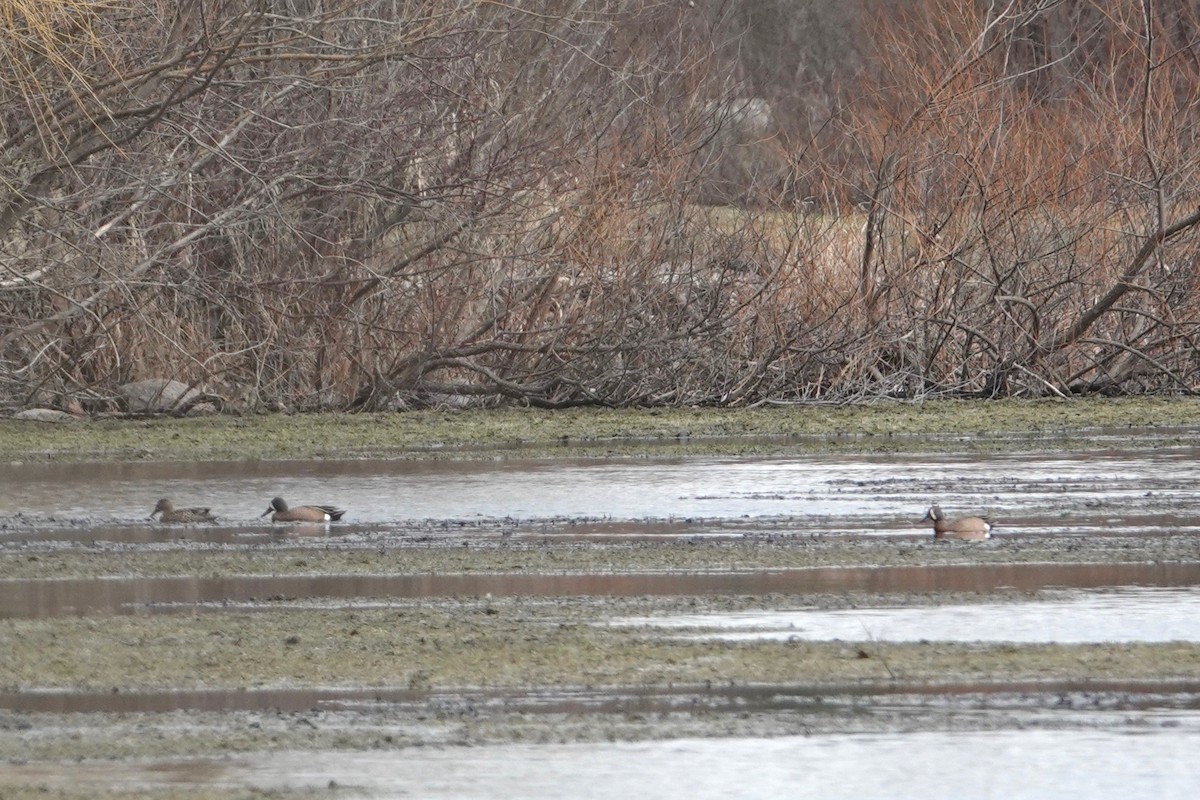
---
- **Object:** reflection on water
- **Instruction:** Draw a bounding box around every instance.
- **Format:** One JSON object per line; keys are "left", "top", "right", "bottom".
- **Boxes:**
{"left": 616, "top": 587, "right": 1200, "bottom": 644}
{"left": 5, "top": 562, "right": 1200, "bottom": 619}
{"left": 5, "top": 446, "right": 1200, "bottom": 535}
{"left": 3, "top": 725, "right": 1198, "bottom": 799}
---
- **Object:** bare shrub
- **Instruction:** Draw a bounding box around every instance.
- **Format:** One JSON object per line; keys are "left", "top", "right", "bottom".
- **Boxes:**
{"left": 831, "top": 0, "right": 1200, "bottom": 397}
{"left": 3, "top": 0, "right": 1200, "bottom": 411}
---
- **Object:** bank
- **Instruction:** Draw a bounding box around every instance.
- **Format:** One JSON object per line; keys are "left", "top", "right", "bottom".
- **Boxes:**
{"left": 3, "top": 396, "right": 1200, "bottom": 463}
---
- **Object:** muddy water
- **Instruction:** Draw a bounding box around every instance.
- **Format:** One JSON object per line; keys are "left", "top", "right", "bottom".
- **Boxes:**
{"left": 618, "top": 587, "right": 1200, "bottom": 644}
{"left": 3, "top": 723, "right": 1198, "bottom": 798}
{"left": 4, "top": 446, "right": 1200, "bottom": 536}
{"left": 3, "top": 678, "right": 1198, "bottom": 715}
{"left": 5, "top": 562, "right": 1200, "bottom": 619}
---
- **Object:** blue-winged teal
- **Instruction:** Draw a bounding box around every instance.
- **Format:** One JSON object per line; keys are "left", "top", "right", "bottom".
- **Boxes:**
{"left": 922, "top": 505, "right": 992, "bottom": 541}
{"left": 261, "top": 497, "right": 346, "bottom": 523}
{"left": 149, "top": 498, "right": 217, "bottom": 524}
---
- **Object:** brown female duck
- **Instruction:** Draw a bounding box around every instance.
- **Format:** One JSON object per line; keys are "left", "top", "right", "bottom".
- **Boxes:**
{"left": 149, "top": 498, "right": 217, "bottom": 524}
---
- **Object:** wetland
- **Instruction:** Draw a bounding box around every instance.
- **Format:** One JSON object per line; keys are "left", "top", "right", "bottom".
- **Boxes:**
{"left": 2, "top": 398, "right": 1200, "bottom": 797}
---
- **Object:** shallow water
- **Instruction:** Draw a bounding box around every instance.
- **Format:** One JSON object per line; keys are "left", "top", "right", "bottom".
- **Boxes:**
{"left": 3, "top": 679, "right": 1198, "bottom": 715}
{"left": 217, "top": 725, "right": 1200, "bottom": 799}
{"left": 6, "top": 562, "right": 1200, "bottom": 619}
{"left": 4, "top": 723, "right": 1198, "bottom": 798}
{"left": 9, "top": 681, "right": 1200, "bottom": 714}
{"left": 3, "top": 443, "right": 1200, "bottom": 794}
{"left": 4, "top": 445, "right": 1200, "bottom": 536}
{"left": 616, "top": 587, "right": 1200, "bottom": 644}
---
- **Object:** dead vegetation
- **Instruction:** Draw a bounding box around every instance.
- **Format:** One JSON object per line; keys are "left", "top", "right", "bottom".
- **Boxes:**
{"left": 2, "top": 1, "right": 1200, "bottom": 411}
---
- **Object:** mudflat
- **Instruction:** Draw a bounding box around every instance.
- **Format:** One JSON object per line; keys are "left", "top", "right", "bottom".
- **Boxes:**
{"left": 2, "top": 399, "right": 1199, "bottom": 798}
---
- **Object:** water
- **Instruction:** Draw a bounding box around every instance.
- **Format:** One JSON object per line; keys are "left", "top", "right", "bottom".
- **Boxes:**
{"left": 616, "top": 587, "right": 1200, "bottom": 644}
{"left": 6, "top": 563, "right": 1200, "bottom": 620}
{"left": 3, "top": 678, "right": 1197, "bottom": 715}
{"left": 3, "top": 443, "right": 1200, "bottom": 797}
{"left": 4, "top": 725, "right": 1198, "bottom": 798}
{"left": 221, "top": 727, "right": 1200, "bottom": 798}
{"left": 4, "top": 447, "right": 1200, "bottom": 534}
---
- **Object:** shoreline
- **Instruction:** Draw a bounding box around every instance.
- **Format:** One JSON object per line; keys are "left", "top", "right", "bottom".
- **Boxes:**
{"left": 3, "top": 396, "right": 1200, "bottom": 463}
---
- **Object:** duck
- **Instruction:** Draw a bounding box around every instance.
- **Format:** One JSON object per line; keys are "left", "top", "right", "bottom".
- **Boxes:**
{"left": 261, "top": 496, "right": 346, "bottom": 523}
{"left": 921, "top": 505, "right": 992, "bottom": 541}
{"left": 149, "top": 498, "right": 217, "bottom": 524}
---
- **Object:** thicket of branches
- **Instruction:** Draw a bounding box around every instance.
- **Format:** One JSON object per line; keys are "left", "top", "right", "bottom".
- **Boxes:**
{"left": 3, "top": 0, "right": 1199, "bottom": 412}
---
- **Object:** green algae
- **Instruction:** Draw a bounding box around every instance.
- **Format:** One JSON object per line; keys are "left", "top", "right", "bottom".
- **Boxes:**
{"left": 3, "top": 396, "right": 1200, "bottom": 463}
{"left": 3, "top": 596, "right": 1197, "bottom": 692}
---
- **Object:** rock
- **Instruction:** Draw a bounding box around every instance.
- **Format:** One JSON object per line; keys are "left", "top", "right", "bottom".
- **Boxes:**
{"left": 117, "top": 379, "right": 205, "bottom": 414}
{"left": 12, "top": 408, "right": 79, "bottom": 423}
